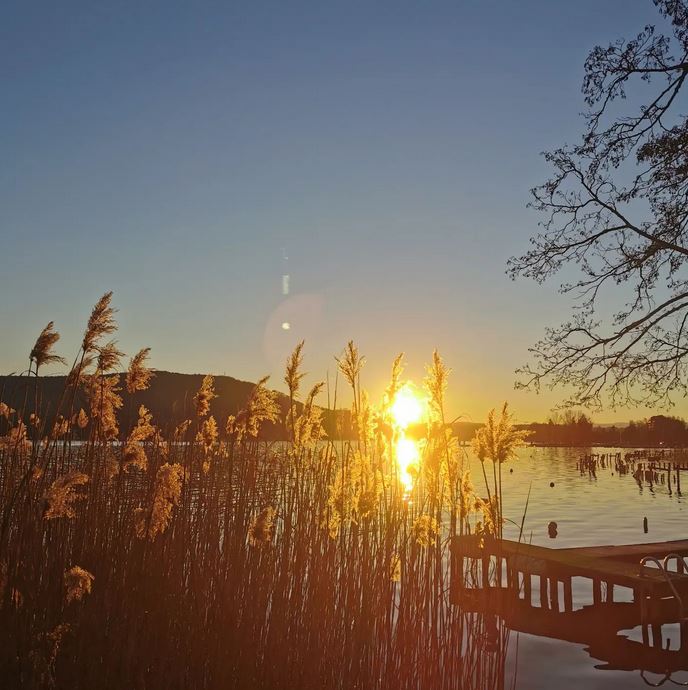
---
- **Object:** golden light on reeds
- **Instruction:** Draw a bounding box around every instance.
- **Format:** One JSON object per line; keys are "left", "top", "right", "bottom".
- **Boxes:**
{"left": 390, "top": 384, "right": 426, "bottom": 494}
{"left": 0, "top": 295, "right": 516, "bottom": 688}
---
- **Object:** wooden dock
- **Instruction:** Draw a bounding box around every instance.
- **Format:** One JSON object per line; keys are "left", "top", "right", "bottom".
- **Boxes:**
{"left": 450, "top": 535, "right": 688, "bottom": 652}
{"left": 560, "top": 539, "right": 688, "bottom": 563}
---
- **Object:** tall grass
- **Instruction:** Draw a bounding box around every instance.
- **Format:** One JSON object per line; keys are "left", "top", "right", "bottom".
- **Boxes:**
{"left": 0, "top": 293, "right": 524, "bottom": 689}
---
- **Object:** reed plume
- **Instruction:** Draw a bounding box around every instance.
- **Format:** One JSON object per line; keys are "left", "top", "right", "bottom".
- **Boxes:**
{"left": 86, "top": 374, "right": 122, "bottom": 441}
{"left": 336, "top": 340, "right": 365, "bottom": 388}
{"left": 43, "top": 471, "right": 89, "bottom": 520}
{"left": 227, "top": 376, "right": 279, "bottom": 441}
{"left": 193, "top": 375, "right": 216, "bottom": 418}
{"left": 291, "top": 381, "right": 326, "bottom": 449}
{"left": 197, "top": 416, "right": 218, "bottom": 458}
{"left": 126, "top": 347, "right": 154, "bottom": 393}
{"left": 123, "top": 406, "right": 155, "bottom": 472}
{"left": 64, "top": 566, "right": 94, "bottom": 604}
{"left": 96, "top": 341, "right": 124, "bottom": 373}
{"left": 74, "top": 408, "right": 89, "bottom": 429}
{"left": 412, "top": 514, "right": 439, "bottom": 547}
{"left": 248, "top": 506, "right": 276, "bottom": 546}
{"left": 383, "top": 352, "right": 405, "bottom": 408}
{"left": 472, "top": 403, "right": 529, "bottom": 465}
{"left": 424, "top": 349, "right": 450, "bottom": 419}
{"left": 284, "top": 340, "right": 306, "bottom": 399}
{"left": 134, "top": 462, "right": 183, "bottom": 541}
{"left": 29, "top": 321, "right": 66, "bottom": 370}
{"left": 82, "top": 291, "right": 117, "bottom": 352}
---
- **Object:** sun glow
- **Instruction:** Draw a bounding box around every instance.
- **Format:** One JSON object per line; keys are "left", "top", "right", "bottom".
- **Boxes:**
{"left": 390, "top": 386, "right": 423, "bottom": 428}
{"left": 390, "top": 385, "right": 426, "bottom": 495}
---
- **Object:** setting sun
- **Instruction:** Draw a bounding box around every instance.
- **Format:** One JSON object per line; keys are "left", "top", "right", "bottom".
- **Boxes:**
{"left": 389, "top": 384, "right": 426, "bottom": 494}
{"left": 390, "top": 385, "right": 425, "bottom": 429}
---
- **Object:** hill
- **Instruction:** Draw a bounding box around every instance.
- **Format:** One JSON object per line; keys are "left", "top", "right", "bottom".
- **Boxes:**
{"left": 0, "top": 371, "right": 345, "bottom": 440}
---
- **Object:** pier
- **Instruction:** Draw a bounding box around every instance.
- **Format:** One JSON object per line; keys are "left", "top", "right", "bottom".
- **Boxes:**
{"left": 450, "top": 535, "right": 688, "bottom": 665}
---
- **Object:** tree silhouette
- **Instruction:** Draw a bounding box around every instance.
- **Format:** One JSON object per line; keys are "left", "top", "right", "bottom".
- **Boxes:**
{"left": 509, "top": 0, "right": 688, "bottom": 409}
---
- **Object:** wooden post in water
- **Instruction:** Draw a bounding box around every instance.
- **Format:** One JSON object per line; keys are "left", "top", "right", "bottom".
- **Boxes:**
{"left": 524, "top": 572, "right": 532, "bottom": 605}
{"left": 592, "top": 579, "right": 602, "bottom": 605}
{"left": 639, "top": 591, "right": 650, "bottom": 646}
{"left": 481, "top": 553, "right": 490, "bottom": 588}
{"left": 549, "top": 578, "right": 559, "bottom": 612}
{"left": 540, "top": 575, "right": 548, "bottom": 609}
{"left": 563, "top": 578, "right": 573, "bottom": 612}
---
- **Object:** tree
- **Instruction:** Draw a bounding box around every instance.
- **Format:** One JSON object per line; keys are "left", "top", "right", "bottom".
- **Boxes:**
{"left": 509, "top": 1, "right": 688, "bottom": 410}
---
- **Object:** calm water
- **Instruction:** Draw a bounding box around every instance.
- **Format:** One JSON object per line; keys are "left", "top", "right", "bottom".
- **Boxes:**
{"left": 490, "top": 446, "right": 688, "bottom": 689}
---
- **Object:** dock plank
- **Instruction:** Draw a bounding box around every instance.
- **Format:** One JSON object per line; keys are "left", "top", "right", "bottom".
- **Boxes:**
{"left": 451, "top": 536, "right": 688, "bottom": 595}
{"left": 558, "top": 539, "right": 688, "bottom": 562}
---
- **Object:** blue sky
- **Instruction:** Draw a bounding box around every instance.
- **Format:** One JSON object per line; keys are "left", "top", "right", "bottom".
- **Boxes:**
{"left": 0, "top": 1, "right": 672, "bottom": 421}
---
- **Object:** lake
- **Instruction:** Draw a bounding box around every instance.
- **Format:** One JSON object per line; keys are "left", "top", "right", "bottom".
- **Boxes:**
{"left": 490, "top": 446, "right": 688, "bottom": 689}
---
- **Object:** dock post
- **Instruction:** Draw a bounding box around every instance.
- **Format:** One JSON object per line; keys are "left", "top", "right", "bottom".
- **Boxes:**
{"left": 524, "top": 572, "right": 532, "bottom": 605}
{"left": 563, "top": 578, "right": 573, "bottom": 612}
{"left": 678, "top": 467, "right": 682, "bottom": 496}
{"left": 637, "top": 589, "right": 651, "bottom": 646}
{"left": 539, "top": 575, "right": 548, "bottom": 609}
{"left": 592, "top": 579, "right": 602, "bottom": 605}
{"left": 549, "top": 578, "right": 560, "bottom": 612}
{"left": 482, "top": 554, "right": 491, "bottom": 588}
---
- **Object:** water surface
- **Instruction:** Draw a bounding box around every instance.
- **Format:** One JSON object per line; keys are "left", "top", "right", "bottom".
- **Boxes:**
{"left": 492, "top": 446, "right": 687, "bottom": 689}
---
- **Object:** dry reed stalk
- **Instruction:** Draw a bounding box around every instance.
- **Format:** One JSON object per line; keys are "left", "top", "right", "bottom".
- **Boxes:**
{"left": 0, "top": 297, "right": 516, "bottom": 690}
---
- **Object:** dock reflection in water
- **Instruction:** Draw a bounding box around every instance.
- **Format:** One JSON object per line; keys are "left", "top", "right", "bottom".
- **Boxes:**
{"left": 452, "top": 534, "right": 688, "bottom": 687}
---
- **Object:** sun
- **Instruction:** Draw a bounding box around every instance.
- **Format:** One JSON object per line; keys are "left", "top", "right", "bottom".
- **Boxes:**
{"left": 390, "top": 385, "right": 424, "bottom": 429}
{"left": 389, "top": 384, "right": 426, "bottom": 495}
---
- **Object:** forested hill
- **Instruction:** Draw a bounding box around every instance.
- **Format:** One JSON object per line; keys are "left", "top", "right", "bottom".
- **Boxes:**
{"left": 4, "top": 372, "right": 681, "bottom": 446}
{"left": 0, "top": 371, "right": 344, "bottom": 440}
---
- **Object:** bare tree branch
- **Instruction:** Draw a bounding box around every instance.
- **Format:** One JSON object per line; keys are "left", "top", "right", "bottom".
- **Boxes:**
{"left": 509, "top": 0, "right": 688, "bottom": 409}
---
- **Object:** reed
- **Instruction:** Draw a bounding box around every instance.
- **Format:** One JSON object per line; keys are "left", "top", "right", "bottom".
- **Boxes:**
{"left": 0, "top": 294, "right": 526, "bottom": 689}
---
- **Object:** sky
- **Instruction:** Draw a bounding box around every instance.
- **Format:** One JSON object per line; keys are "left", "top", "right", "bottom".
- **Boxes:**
{"left": 0, "top": 1, "right": 677, "bottom": 423}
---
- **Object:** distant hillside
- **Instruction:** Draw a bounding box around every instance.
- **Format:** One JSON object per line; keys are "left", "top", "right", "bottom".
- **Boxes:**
{"left": 0, "top": 371, "right": 345, "bottom": 440}
{"left": 4, "top": 372, "right": 671, "bottom": 446}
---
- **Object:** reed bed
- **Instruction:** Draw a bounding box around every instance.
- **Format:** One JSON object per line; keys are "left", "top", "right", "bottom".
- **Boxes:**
{"left": 0, "top": 293, "right": 524, "bottom": 690}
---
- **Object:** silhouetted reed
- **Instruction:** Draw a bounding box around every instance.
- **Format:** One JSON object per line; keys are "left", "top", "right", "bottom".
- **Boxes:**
{"left": 0, "top": 294, "right": 525, "bottom": 690}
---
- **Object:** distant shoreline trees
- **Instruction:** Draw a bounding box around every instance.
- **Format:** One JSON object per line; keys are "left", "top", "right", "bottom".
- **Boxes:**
{"left": 519, "top": 412, "right": 688, "bottom": 448}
